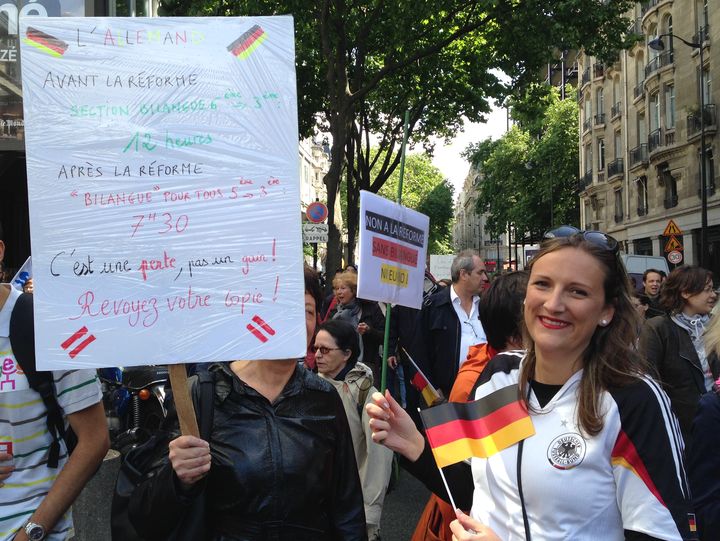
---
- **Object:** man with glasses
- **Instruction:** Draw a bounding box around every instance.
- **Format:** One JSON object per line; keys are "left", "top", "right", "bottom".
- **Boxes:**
{"left": 414, "top": 250, "right": 489, "bottom": 398}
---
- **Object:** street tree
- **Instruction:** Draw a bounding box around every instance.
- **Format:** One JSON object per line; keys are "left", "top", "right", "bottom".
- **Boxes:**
{"left": 378, "top": 154, "right": 455, "bottom": 256}
{"left": 160, "top": 0, "right": 635, "bottom": 285}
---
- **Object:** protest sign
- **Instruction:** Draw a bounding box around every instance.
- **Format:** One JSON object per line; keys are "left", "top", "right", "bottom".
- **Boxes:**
{"left": 357, "top": 191, "right": 429, "bottom": 309}
{"left": 20, "top": 17, "right": 305, "bottom": 369}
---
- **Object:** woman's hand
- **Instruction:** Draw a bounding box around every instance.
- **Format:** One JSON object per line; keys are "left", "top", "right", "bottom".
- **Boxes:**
{"left": 366, "top": 390, "right": 425, "bottom": 461}
{"left": 357, "top": 322, "right": 369, "bottom": 335}
{"left": 168, "top": 436, "right": 211, "bottom": 487}
{"left": 0, "top": 452, "right": 14, "bottom": 488}
{"left": 450, "top": 510, "right": 501, "bottom": 541}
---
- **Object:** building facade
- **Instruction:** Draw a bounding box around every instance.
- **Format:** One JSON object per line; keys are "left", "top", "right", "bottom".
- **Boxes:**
{"left": 453, "top": 164, "right": 510, "bottom": 272}
{"left": 577, "top": 0, "right": 718, "bottom": 273}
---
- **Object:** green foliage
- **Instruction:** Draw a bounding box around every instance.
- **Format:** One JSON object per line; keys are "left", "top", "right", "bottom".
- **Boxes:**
{"left": 469, "top": 85, "right": 580, "bottom": 242}
{"left": 378, "top": 154, "right": 455, "bottom": 255}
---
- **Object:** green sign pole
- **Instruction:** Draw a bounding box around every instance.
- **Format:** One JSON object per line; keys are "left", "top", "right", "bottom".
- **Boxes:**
{"left": 380, "top": 110, "right": 410, "bottom": 393}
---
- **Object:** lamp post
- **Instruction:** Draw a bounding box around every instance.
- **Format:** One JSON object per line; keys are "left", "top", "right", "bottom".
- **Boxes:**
{"left": 649, "top": 32, "right": 708, "bottom": 267}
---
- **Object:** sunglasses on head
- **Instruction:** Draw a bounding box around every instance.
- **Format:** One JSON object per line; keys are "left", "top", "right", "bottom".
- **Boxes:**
{"left": 543, "top": 225, "right": 619, "bottom": 254}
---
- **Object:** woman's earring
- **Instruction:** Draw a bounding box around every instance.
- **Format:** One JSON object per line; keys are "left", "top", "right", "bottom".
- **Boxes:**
{"left": 600, "top": 319, "right": 608, "bottom": 327}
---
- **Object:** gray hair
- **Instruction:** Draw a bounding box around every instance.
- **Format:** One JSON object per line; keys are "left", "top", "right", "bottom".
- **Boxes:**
{"left": 450, "top": 249, "right": 479, "bottom": 283}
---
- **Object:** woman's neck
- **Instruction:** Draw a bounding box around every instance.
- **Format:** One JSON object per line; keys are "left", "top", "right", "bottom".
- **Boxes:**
{"left": 230, "top": 359, "right": 296, "bottom": 403}
{"left": 533, "top": 350, "right": 583, "bottom": 385}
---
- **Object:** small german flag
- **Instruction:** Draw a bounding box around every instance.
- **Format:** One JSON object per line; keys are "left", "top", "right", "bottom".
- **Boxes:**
{"left": 688, "top": 513, "right": 697, "bottom": 533}
{"left": 227, "top": 25, "right": 267, "bottom": 60}
{"left": 24, "top": 27, "right": 68, "bottom": 58}
{"left": 402, "top": 347, "right": 441, "bottom": 406}
{"left": 420, "top": 384, "right": 534, "bottom": 468}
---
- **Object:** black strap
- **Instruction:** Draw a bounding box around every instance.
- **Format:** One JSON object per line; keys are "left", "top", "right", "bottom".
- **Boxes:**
{"left": 516, "top": 439, "right": 531, "bottom": 540}
{"left": 9, "top": 293, "right": 65, "bottom": 468}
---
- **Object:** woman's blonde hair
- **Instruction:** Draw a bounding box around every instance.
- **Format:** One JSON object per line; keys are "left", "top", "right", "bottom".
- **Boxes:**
{"left": 332, "top": 271, "right": 357, "bottom": 295}
{"left": 704, "top": 315, "right": 720, "bottom": 360}
{"left": 520, "top": 234, "right": 646, "bottom": 436}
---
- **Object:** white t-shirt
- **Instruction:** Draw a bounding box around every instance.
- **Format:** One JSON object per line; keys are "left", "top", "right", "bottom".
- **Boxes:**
{"left": 470, "top": 352, "right": 695, "bottom": 540}
{"left": 0, "top": 286, "right": 102, "bottom": 540}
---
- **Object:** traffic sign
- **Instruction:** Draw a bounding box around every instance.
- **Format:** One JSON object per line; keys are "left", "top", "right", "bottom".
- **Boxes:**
{"left": 302, "top": 223, "right": 329, "bottom": 243}
{"left": 306, "top": 202, "right": 328, "bottom": 223}
{"left": 668, "top": 251, "right": 683, "bottom": 264}
{"left": 663, "top": 219, "right": 683, "bottom": 236}
{"left": 664, "top": 236, "right": 683, "bottom": 252}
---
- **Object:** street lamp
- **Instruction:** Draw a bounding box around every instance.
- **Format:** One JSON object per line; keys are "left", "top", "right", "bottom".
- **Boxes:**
{"left": 648, "top": 33, "right": 708, "bottom": 268}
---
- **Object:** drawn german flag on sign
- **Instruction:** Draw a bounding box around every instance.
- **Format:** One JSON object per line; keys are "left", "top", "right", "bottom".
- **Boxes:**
{"left": 24, "top": 27, "right": 68, "bottom": 58}
{"left": 227, "top": 25, "right": 267, "bottom": 60}
{"left": 420, "top": 385, "right": 534, "bottom": 468}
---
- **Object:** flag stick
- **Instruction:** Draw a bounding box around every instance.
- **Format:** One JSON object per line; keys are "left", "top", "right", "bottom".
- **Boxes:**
{"left": 402, "top": 346, "right": 441, "bottom": 398}
{"left": 417, "top": 408, "right": 458, "bottom": 510}
{"left": 380, "top": 109, "right": 411, "bottom": 393}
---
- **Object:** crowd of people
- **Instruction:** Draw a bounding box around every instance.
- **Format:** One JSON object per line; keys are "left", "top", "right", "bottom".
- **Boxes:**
{"left": 2, "top": 221, "right": 720, "bottom": 540}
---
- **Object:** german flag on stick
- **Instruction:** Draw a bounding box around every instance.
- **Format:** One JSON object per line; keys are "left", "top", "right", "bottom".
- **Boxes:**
{"left": 402, "top": 347, "right": 442, "bottom": 406}
{"left": 420, "top": 384, "right": 534, "bottom": 468}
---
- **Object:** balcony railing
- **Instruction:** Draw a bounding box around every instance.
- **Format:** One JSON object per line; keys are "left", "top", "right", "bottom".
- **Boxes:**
{"left": 579, "top": 170, "right": 593, "bottom": 190}
{"left": 614, "top": 211, "right": 624, "bottom": 224}
{"left": 697, "top": 172, "right": 717, "bottom": 198}
{"left": 693, "top": 25, "right": 710, "bottom": 45}
{"left": 644, "top": 51, "right": 673, "bottom": 77}
{"left": 663, "top": 194, "right": 679, "bottom": 209}
{"left": 597, "top": 170, "right": 606, "bottom": 183}
{"left": 594, "top": 113, "right": 606, "bottom": 126}
{"left": 582, "top": 118, "right": 592, "bottom": 133}
{"left": 637, "top": 204, "right": 648, "bottom": 217}
{"left": 593, "top": 63, "right": 605, "bottom": 79}
{"left": 629, "top": 144, "right": 649, "bottom": 167}
{"left": 610, "top": 102, "right": 622, "bottom": 119}
{"left": 607, "top": 158, "right": 624, "bottom": 179}
{"left": 665, "top": 130, "right": 675, "bottom": 146}
{"left": 634, "top": 82, "right": 645, "bottom": 100}
{"left": 648, "top": 128, "right": 663, "bottom": 153}
{"left": 687, "top": 104, "right": 717, "bottom": 138}
{"left": 581, "top": 67, "right": 591, "bottom": 86}
{"left": 628, "top": 17, "right": 643, "bottom": 37}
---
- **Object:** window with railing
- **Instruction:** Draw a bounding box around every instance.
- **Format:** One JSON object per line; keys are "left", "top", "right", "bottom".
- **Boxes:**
{"left": 644, "top": 51, "right": 673, "bottom": 77}
{"left": 687, "top": 104, "right": 717, "bottom": 137}
{"left": 594, "top": 113, "right": 606, "bottom": 126}
{"left": 611, "top": 102, "right": 622, "bottom": 119}
{"left": 629, "top": 144, "right": 649, "bottom": 167}
{"left": 581, "top": 67, "right": 591, "bottom": 86}
{"left": 693, "top": 24, "right": 710, "bottom": 45}
{"left": 608, "top": 158, "right": 624, "bottom": 179}
{"left": 593, "top": 63, "right": 605, "bottom": 79}
{"left": 634, "top": 82, "right": 645, "bottom": 100}
{"left": 636, "top": 176, "right": 649, "bottom": 216}
{"left": 648, "top": 128, "right": 663, "bottom": 152}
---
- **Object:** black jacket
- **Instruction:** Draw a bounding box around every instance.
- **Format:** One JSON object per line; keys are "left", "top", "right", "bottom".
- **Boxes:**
{"left": 688, "top": 389, "right": 720, "bottom": 538}
{"left": 129, "top": 363, "right": 367, "bottom": 541}
{"left": 415, "top": 286, "right": 477, "bottom": 397}
{"left": 639, "top": 315, "right": 719, "bottom": 443}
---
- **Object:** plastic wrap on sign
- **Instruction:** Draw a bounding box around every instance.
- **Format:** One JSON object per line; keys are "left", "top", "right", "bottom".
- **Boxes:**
{"left": 19, "top": 17, "right": 305, "bottom": 370}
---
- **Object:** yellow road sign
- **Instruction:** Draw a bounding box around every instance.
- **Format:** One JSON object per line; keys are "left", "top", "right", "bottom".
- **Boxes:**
{"left": 663, "top": 219, "right": 683, "bottom": 236}
{"left": 664, "top": 236, "right": 684, "bottom": 252}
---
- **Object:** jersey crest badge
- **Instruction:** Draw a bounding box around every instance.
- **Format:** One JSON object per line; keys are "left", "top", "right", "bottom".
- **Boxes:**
{"left": 547, "top": 432, "right": 586, "bottom": 470}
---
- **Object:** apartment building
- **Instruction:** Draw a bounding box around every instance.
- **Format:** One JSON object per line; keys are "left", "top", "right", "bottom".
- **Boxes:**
{"left": 577, "top": 0, "right": 718, "bottom": 274}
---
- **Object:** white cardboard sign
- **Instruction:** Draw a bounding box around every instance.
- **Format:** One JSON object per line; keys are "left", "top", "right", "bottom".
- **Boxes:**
{"left": 20, "top": 17, "right": 305, "bottom": 369}
{"left": 357, "top": 191, "right": 429, "bottom": 309}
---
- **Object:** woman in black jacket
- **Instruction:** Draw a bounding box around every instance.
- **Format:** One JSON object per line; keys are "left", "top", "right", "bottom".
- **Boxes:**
{"left": 639, "top": 265, "right": 718, "bottom": 443}
{"left": 128, "top": 268, "right": 366, "bottom": 540}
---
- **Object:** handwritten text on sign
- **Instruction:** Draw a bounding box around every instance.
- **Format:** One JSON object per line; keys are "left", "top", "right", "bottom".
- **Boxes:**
{"left": 20, "top": 17, "right": 305, "bottom": 369}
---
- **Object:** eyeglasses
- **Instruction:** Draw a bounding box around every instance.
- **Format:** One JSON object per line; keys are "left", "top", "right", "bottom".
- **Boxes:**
{"left": 463, "top": 320, "right": 479, "bottom": 339}
{"left": 313, "top": 346, "right": 343, "bottom": 355}
{"left": 543, "top": 225, "right": 619, "bottom": 254}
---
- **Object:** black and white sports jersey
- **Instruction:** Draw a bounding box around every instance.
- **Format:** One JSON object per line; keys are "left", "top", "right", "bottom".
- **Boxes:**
{"left": 470, "top": 352, "right": 697, "bottom": 540}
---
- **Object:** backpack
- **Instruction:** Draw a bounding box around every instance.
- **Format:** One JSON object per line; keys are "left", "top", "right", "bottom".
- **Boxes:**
{"left": 9, "top": 292, "right": 72, "bottom": 468}
{"left": 111, "top": 365, "right": 215, "bottom": 540}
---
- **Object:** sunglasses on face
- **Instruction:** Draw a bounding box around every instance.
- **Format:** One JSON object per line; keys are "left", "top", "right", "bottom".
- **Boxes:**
{"left": 543, "top": 225, "right": 619, "bottom": 254}
{"left": 313, "top": 346, "right": 343, "bottom": 355}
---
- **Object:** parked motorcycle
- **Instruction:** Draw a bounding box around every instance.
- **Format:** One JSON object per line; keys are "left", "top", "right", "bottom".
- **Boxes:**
{"left": 98, "top": 365, "right": 169, "bottom": 455}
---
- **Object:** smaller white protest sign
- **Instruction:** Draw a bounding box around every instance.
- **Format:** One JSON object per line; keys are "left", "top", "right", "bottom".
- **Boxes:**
{"left": 302, "top": 223, "right": 328, "bottom": 243}
{"left": 357, "top": 191, "right": 429, "bottom": 309}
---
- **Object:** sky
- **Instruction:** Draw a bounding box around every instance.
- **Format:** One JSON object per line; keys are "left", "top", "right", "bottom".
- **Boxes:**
{"left": 428, "top": 103, "right": 509, "bottom": 200}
